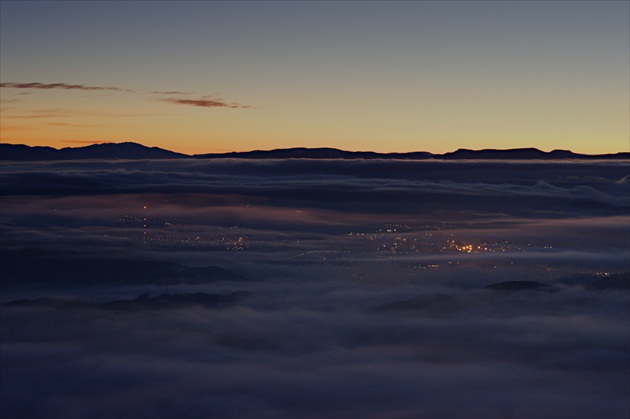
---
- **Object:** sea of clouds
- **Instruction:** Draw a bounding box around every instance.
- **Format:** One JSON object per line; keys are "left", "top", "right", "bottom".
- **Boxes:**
{"left": 1, "top": 158, "right": 628, "bottom": 418}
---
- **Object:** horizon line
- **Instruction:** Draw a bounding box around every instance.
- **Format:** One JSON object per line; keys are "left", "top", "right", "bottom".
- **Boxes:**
{"left": 1, "top": 140, "right": 629, "bottom": 158}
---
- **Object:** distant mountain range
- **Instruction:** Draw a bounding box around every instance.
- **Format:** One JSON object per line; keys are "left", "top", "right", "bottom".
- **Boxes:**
{"left": 195, "top": 147, "right": 630, "bottom": 160}
{"left": 195, "top": 147, "right": 434, "bottom": 160}
{"left": 1, "top": 142, "right": 628, "bottom": 161}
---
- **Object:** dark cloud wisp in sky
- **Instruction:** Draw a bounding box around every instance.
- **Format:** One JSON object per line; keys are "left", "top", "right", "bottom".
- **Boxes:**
{"left": 161, "top": 98, "right": 254, "bottom": 109}
{"left": 0, "top": 82, "right": 252, "bottom": 110}
{"left": 0, "top": 82, "right": 131, "bottom": 92}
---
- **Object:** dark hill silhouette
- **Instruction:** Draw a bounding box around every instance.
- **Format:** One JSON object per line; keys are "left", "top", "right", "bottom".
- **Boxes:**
{"left": 441, "top": 148, "right": 629, "bottom": 160}
{"left": 0, "top": 248, "right": 248, "bottom": 292}
{"left": 61, "top": 142, "right": 188, "bottom": 159}
{"left": 194, "top": 147, "right": 434, "bottom": 160}
{"left": 1, "top": 142, "right": 628, "bottom": 161}
{"left": 0, "top": 144, "right": 61, "bottom": 160}
{"left": 194, "top": 147, "right": 630, "bottom": 160}
{"left": 0, "top": 142, "right": 187, "bottom": 160}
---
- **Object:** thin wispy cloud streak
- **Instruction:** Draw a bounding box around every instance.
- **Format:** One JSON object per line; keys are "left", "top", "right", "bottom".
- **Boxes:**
{"left": 1, "top": 82, "right": 253, "bottom": 111}
{"left": 46, "top": 123, "right": 105, "bottom": 128}
{"left": 0, "top": 82, "right": 132, "bottom": 92}
{"left": 6, "top": 108, "right": 172, "bottom": 119}
{"left": 61, "top": 140, "right": 110, "bottom": 143}
{"left": 162, "top": 98, "right": 254, "bottom": 109}
{"left": 150, "top": 90, "right": 193, "bottom": 95}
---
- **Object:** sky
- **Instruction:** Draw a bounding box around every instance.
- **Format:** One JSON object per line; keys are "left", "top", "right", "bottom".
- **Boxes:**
{"left": 1, "top": 0, "right": 629, "bottom": 155}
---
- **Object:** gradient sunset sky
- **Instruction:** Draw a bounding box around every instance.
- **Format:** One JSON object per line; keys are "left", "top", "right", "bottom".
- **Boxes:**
{"left": 1, "top": 1, "right": 628, "bottom": 155}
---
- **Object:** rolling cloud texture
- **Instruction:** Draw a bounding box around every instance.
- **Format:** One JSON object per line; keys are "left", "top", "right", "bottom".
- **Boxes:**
{"left": 1, "top": 158, "right": 628, "bottom": 418}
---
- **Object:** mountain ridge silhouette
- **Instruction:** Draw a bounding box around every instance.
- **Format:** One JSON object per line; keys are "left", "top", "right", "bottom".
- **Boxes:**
{"left": 1, "top": 142, "right": 628, "bottom": 161}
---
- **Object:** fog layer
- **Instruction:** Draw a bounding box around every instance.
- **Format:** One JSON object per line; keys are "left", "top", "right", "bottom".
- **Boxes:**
{"left": 1, "top": 158, "right": 628, "bottom": 418}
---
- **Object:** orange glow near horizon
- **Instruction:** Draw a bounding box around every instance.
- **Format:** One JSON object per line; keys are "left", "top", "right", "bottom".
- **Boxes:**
{"left": 2, "top": 106, "right": 628, "bottom": 156}
{"left": 1, "top": 80, "right": 628, "bottom": 155}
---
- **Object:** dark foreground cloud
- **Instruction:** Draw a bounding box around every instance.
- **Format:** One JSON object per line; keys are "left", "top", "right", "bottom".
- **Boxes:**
{"left": 1, "top": 273, "right": 628, "bottom": 418}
